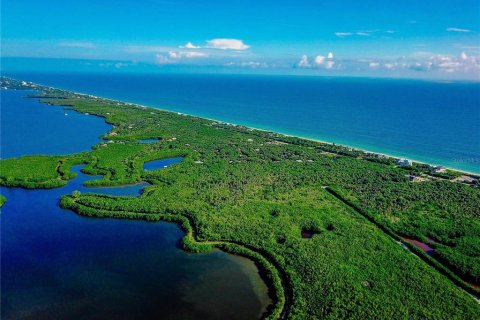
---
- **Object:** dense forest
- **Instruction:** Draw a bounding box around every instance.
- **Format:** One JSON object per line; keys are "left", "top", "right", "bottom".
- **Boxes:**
{"left": 1, "top": 78, "right": 479, "bottom": 319}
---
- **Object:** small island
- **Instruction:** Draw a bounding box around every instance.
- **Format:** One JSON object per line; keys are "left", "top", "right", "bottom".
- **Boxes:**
{"left": 1, "top": 77, "right": 479, "bottom": 319}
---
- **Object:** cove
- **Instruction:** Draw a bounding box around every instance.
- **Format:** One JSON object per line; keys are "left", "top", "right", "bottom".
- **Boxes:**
{"left": 0, "top": 90, "right": 272, "bottom": 319}
{"left": 0, "top": 90, "right": 110, "bottom": 159}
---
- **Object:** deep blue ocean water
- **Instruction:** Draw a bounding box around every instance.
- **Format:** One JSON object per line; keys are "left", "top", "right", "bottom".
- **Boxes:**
{"left": 0, "top": 90, "right": 270, "bottom": 319}
{"left": 5, "top": 72, "right": 480, "bottom": 173}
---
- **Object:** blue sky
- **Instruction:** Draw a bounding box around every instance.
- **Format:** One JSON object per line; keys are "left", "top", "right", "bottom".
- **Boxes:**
{"left": 2, "top": 0, "right": 480, "bottom": 79}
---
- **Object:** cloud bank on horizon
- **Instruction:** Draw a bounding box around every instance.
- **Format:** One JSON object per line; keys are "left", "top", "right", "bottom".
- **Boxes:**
{"left": 2, "top": 0, "right": 479, "bottom": 80}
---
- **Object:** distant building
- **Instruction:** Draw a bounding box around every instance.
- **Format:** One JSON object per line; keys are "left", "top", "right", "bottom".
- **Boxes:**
{"left": 396, "top": 158, "right": 412, "bottom": 167}
{"left": 432, "top": 165, "right": 445, "bottom": 173}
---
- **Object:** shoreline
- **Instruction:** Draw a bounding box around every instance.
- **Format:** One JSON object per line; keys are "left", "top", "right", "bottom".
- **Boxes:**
{"left": 220, "top": 124, "right": 480, "bottom": 177}
{"left": 2, "top": 77, "right": 479, "bottom": 317}
{"left": 61, "top": 197, "right": 289, "bottom": 320}
{"left": 74, "top": 95, "right": 480, "bottom": 177}
{"left": 1, "top": 88, "right": 287, "bottom": 319}
{"left": 3, "top": 77, "right": 479, "bottom": 176}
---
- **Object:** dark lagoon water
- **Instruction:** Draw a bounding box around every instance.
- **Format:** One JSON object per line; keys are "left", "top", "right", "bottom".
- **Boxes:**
{"left": 4, "top": 72, "right": 480, "bottom": 173}
{"left": 1, "top": 90, "right": 110, "bottom": 159}
{"left": 144, "top": 157, "right": 184, "bottom": 171}
{"left": 0, "top": 90, "right": 271, "bottom": 319}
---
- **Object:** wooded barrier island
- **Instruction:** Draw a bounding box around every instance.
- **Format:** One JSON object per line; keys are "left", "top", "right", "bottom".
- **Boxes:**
{"left": 1, "top": 77, "right": 479, "bottom": 319}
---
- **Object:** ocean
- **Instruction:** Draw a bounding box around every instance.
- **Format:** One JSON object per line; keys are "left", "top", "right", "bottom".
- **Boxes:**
{"left": 5, "top": 72, "right": 480, "bottom": 173}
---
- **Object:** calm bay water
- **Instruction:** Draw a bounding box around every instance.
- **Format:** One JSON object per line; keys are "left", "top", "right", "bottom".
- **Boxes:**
{"left": 5, "top": 72, "right": 480, "bottom": 173}
{"left": 0, "top": 90, "right": 271, "bottom": 319}
{"left": 1, "top": 89, "right": 110, "bottom": 159}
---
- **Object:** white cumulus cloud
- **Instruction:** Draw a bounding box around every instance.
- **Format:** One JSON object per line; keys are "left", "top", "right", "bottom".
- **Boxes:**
{"left": 300, "top": 53, "right": 335, "bottom": 69}
{"left": 314, "top": 55, "right": 325, "bottom": 65}
{"left": 384, "top": 63, "right": 396, "bottom": 70}
{"left": 206, "top": 38, "right": 250, "bottom": 50}
{"left": 405, "top": 52, "right": 480, "bottom": 73}
{"left": 179, "top": 38, "right": 250, "bottom": 51}
{"left": 156, "top": 50, "right": 209, "bottom": 63}
{"left": 182, "top": 42, "right": 201, "bottom": 49}
{"left": 314, "top": 53, "right": 334, "bottom": 69}
{"left": 297, "top": 55, "right": 311, "bottom": 67}
{"left": 168, "top": 51, "right": 180, "bottom": 59}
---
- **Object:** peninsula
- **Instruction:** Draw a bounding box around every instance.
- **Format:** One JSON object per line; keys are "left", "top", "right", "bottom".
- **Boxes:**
{"left": 1, "top": 77, "right": 479, "bottom": 319}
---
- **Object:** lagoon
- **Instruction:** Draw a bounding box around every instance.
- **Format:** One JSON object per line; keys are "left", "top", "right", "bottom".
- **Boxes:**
{"left": 0, "top": 90, "right": 110, "bottom": 159}
{"left": 0, "top": 90, "right": 271, "bottom": 319}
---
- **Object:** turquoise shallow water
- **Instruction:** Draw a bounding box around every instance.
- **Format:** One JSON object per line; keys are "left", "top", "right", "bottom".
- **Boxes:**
{"left": 5, "top": 72, "right": 480, "bottom": 173}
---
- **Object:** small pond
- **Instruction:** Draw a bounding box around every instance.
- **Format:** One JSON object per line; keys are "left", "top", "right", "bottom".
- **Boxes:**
{"left": 143, "top": 157, "right": 184, "bottom": 171}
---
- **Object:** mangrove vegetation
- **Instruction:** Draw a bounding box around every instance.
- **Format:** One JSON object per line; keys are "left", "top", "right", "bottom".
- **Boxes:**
{"left": 1, "top": 77, "right": 479, "bottom": 320}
